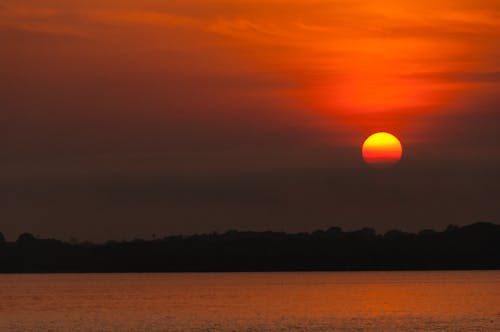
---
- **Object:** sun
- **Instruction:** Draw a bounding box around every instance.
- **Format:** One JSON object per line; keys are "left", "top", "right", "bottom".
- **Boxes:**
{"left": 362, "top": 132, "right": 402, "bottom": 167}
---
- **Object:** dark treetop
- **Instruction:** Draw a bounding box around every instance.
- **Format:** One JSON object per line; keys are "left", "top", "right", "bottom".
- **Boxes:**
{"left": 1, "top": 222, "right": 499, "bottom": 273}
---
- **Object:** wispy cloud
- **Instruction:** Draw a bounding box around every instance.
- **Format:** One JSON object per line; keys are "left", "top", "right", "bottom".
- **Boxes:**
{"left": 404, "top": 71, "right": 500, "bottom": 83}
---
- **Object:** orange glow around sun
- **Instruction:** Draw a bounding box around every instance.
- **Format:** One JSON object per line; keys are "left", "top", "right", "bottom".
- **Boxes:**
{"left": 362, "top": 132, "right": 403, "bottom": 167}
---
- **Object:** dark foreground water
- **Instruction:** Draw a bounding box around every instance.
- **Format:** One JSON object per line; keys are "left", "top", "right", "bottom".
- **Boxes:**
{"left": 0, "top": 271, "right": 499, "bottom": 331}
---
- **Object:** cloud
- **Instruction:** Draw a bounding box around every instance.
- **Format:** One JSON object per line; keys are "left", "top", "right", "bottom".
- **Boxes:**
{"left": 88, "top": 10, "right": 203, "bottom": 29}
{"left": 403, "top": 71, "right": 500, "bottom": 83}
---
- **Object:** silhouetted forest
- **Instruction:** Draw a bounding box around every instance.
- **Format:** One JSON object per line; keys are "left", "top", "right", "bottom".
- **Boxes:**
{"left": 1, "top": 222, "right": 499, "bottom": 272}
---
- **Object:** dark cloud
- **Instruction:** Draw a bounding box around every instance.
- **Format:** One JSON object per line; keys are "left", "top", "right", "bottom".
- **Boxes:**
{"left": 414, "top": 90, "right": 500, "bottom": 158}
{"left": 1, "top": 162, "right": 498, "bottom": 242}
{"left": 404, "top": 71, "right": 500, "bottom": 83}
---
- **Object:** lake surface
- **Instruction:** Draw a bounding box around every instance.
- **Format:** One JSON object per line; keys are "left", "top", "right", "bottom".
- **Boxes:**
{"left": 0, "top": 271, "right": 499, "bottom": 331}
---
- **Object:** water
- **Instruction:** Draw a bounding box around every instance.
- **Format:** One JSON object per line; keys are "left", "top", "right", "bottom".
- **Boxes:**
{"left": 0, "top": 271, "right": 499, "bottom": 331}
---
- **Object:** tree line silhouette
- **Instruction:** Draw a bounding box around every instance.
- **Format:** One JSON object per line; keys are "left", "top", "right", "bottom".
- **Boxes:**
{"left": 0, "top": 222, "right": 499, "bottom": 272}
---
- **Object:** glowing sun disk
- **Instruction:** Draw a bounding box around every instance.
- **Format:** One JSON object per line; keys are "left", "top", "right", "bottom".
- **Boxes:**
{"left": 362, "top": 132, "right": 403, "bottom": 167}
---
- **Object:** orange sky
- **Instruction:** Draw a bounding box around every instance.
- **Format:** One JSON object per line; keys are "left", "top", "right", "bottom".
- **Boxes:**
{"left": 1, "top": 0, "right": 499, "bottom": 240}
{"left": 3, "top": 0, "right": 500, "bottom": 144}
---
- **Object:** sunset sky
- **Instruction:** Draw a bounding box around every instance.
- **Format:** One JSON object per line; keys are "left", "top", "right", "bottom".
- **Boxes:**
{"left": 2, "top": 0, "right": 499, "bottom": 241}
